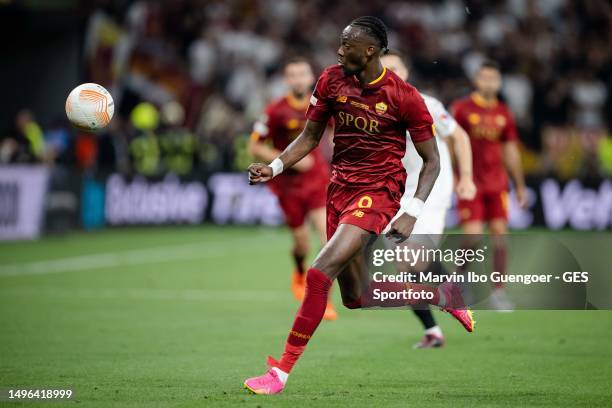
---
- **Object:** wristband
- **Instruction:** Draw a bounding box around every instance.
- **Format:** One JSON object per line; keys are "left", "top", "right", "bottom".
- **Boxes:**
{"left": 269, "top": 158, "right": 284, "bottom": 177}
{"left": 405, "top": 198, "right": 425, "bottom": 218}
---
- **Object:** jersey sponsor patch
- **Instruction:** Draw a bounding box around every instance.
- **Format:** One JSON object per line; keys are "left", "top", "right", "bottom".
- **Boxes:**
{"left": 350, "top": 100, "right": 370, "bottom": 111}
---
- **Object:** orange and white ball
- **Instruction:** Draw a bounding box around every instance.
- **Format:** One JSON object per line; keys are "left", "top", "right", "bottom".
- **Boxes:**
{"left": 65, "top": 83, "right": 114, "bottom": 131}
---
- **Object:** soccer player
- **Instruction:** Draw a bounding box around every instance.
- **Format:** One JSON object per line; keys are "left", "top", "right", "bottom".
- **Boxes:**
{"left": 244, "top": 16, "right": 474, "bottom": 394}
{"left": 381, "top": 50, "right": 476, "bottom": 348}
{"left": 248, "top": 57, "right": 337, "bottom": 320}
{"left": 451, "top": 61, "right": 527, "bottom": 311}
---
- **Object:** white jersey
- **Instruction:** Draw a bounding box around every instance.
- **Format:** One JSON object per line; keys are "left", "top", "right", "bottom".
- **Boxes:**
{"left": 402, "top": 93, "right": 457, "bottom": 210}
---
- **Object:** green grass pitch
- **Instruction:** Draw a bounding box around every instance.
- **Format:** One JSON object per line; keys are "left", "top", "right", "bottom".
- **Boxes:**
{"left": 1, "top": 226, "right": 611, "bottom": 407}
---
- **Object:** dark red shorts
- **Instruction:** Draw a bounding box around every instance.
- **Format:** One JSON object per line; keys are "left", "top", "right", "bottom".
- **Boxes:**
{"left": 458, "top": 189, "right": 509, "bottom": 223}
{"left": 274, "top": 184, "right": 327, "bottom": 228}
{"left": 326, "top": 182, "right": 402, "bottom": 240}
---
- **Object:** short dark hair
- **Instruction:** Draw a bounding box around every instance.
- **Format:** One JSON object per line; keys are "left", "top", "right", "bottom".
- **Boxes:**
{"left": 479, "top": 60, "right": 500, "bottom": 72}
{"left": 284, "top": 56, "right": 311, "bottom": 69}
{"left": 350, "top": 16, "right": 389, "bottom": 54}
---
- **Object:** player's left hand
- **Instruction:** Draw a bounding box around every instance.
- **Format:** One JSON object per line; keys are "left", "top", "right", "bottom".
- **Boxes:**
{"left": 456, "top": 177, "right": 477, "bottom": 200}
{"left": 386, "top": 213, "right": 416, "bottom": 244}
{"left": 516, "top": 185, "right": 528, "bottom": 208}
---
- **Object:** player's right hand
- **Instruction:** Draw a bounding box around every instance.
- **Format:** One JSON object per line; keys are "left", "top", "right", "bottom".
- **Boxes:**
{"left": 456, "top": 177, "right": 477, "bottom": 200}
{"left": 516, "top": 185, "right": 528, "bottom": 208}
{"left": 248, "top": 163, "right": 273, "bottom": 185}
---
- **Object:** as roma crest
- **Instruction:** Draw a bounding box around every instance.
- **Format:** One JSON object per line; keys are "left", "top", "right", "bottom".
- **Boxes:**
{"left": 375, "top": 102, "right": 387, "bottom": 115}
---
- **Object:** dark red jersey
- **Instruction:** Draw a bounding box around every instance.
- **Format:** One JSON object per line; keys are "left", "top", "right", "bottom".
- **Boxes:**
{"left": 251, "top": 94, "right": 329, "bottom": 195}
{"left": 451, "top": 93, "right": 518, "bottom": 193}
{"left": 306, "top": 65, "right": 434, "bottom": 189}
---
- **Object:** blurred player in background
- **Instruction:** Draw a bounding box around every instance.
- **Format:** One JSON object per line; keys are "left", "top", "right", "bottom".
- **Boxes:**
{"left": 245, "top": 16, "right": 473, "bottom": 395}
{"left": 381, "top": 51, "right": 476, "bottom": 348}
{"left": 248, "top": 57, "right": 336, "bottom": 320}
{"left": 451, "top": 61, "right": 527, "bottom": 311}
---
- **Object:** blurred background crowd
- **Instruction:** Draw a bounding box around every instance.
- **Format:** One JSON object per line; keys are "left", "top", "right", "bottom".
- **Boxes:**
{"left": 2, "top": 0, "right": 612, "bottom": 180}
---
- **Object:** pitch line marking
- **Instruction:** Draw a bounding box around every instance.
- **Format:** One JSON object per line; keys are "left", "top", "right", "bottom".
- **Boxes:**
{"left": 0, "top": 286, "right": 286, "bottom": 302}
{"left": 0, "top": 237, "right": 275, "bottom": 278}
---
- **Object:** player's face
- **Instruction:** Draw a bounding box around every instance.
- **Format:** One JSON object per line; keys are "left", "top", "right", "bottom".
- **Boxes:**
{"left": 284, "top": 62, "right": 315, "bottom": 98}
{"left": 381, "top": 54, "right": 409, "bottom": 82}
{"left": 474, "top": 67, "right": 502, "bottom": 98}
{"left": 337, "top": 26, "right": 375, "bottom": 76}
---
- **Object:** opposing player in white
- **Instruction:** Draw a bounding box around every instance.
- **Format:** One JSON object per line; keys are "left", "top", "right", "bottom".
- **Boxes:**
{"left": 382, "top": 50, "right": 477, "bottom": 348}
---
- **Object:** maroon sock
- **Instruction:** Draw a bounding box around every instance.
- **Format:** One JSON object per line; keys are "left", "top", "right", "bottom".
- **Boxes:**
{"left": 278, "top": 268, "right": 332, "bottom": 373}
{"left": 407, "top": 283, "right": 441, "bottom": 306}
{"left": 292, "top": 251, "right": 306, "bottom": 275}
{"left": 493, "top": 244, "right": 507, "bottom": 289}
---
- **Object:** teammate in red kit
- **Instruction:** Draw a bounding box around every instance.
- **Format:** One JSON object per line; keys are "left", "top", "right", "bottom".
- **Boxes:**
{"left": 244, "top": 16, "right": 474, "bottom": 394}
{"left": 451, "top": 60, "right": 527, "bottom": 311}
{"left": 248, "top": 57, "right": 337, "bottom": 320}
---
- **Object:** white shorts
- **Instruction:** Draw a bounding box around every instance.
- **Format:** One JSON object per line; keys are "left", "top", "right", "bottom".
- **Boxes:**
{"left": 383, "top": 204, "right": 448, "bottom": 250}
{"left": 388, "top": 204, "right": 448, "bottom": 235}
{"left": 385, "top": 156, "right": 452, "bottom": 241}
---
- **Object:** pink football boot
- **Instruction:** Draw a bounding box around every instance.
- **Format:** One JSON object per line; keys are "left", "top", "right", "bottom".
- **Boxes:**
{"left": 438, "top": 281, "right": 475, "bottom": 332}
{"left": 243, "top": 357, "right": 286, "bottom": 395}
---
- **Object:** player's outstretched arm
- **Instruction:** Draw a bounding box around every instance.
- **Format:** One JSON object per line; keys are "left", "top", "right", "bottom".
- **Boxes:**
{"left": 503, "top": 141, "right": 527, "bottom": 207}
{"left": 387, "top": 138, "right": 440, "bottom": 242}
{"left": 248, "top": 119, "right": 327, "bottom": 184}
{"left": 449, "top": 125, "right": 476, "bottom": 200}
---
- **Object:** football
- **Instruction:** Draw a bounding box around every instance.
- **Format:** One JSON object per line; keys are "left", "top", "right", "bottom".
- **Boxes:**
{"left": 65, "top": 83, "right": 114, "bottom": 131}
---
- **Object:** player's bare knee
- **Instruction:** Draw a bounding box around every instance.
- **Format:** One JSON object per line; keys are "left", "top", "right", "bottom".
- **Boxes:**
{"left": 489, "top": 220, "right": 507, "bottom": 236}
{"left": 462, "top": 222, "right": 483, "bottom": 235}
{"left": 311, "top": 257, "right": 341, "bottom": 278}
